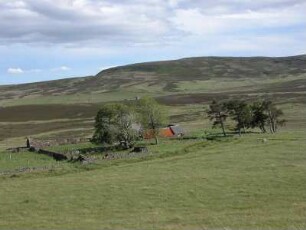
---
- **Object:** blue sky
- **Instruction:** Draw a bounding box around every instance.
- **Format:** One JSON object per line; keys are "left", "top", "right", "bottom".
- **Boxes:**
{"left": 0, "top": 0, "right": 305, "bottom": 85}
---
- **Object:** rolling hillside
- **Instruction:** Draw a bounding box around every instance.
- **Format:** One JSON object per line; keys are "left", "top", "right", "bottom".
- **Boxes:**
{"left": 0, "top": 55, "right": 305, "bottom": 106}
{"left": 0, "top": 55, "right": 305, "bottom": 148}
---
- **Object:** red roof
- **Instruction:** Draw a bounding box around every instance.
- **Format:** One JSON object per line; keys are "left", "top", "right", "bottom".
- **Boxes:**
{"left": 143, "top": 127, "right": 174, "bottom": 139}
{"left": 160, "top": 127, "right": 175, "bottom": 137}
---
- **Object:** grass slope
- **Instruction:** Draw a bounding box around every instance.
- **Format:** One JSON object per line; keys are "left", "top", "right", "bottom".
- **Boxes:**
{"left": 0, "top": 132, "right": 305, "bottom": 229}
{"left": 0, "top": 55, "right": 305, "bottom": 106}
{"left": 0, "top": 151, "right": 69, "bottom": 174}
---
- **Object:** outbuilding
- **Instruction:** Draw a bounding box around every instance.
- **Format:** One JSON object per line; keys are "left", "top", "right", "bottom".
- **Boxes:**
{"left": 143, "top": 124, "right": 185, "bottom": 139}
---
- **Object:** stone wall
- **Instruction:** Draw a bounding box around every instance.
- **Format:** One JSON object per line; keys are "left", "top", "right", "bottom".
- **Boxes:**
{"left": 29, "top": 137, "right": 90, "bottom": 149}
{"left": 29, "top": 147, "right": 68, "bottom": 161}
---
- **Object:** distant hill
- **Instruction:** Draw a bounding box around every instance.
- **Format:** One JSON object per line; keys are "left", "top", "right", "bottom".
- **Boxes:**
{"left": 98, "top": 55, "right": 306, "bottom": 81}
{"left": 0, "top": 55, "right": 305, "bottom": 106}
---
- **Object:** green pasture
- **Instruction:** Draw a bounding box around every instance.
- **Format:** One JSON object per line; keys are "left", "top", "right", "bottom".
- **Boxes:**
{"left": 0, "top": 131, "right": 305, "bottom": 229}
{"left": 0, "top": 151, "right": 68, "bottom": 173}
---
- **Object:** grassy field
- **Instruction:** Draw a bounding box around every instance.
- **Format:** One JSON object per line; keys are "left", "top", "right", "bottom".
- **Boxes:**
{"left": 0, "top": 132, "right": 305, "bottom": 229}
{"left": 0, "top": 55, "right": 305, "bottom": 229}
{"left": 0, "top": 151, "right": 69, "bottom": 174}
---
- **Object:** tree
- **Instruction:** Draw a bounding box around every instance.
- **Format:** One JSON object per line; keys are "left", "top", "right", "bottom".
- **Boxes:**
{"left": 114, "top": 104, "right": 138, "bottom": 148}
{"left": 262, "top": 100, "right": 286, "bottom": 133}
{"left": 137, "top": 97, "right": 168, "bottom": 145}
{"left": 92, "top": 104, "right": 117, "bottom": 144}
{"left": 250, "top": 101, "right": 269, "bottom": 133}
{"left": 250, "top": 100, "right": 286, "bottom": 133}
{"left": 225, "top": 100, "right": 252, "bottom": 135}
{"left": 92, "top": 103, "right": 138, "bottom": 148}
{"left": 207, "top": 100, "right": 228, "bottom": 136}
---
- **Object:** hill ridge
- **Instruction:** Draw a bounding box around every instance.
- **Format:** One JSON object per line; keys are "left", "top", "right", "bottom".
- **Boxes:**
{"left": 0, "top": 55, "right": 305, "bottom": 106}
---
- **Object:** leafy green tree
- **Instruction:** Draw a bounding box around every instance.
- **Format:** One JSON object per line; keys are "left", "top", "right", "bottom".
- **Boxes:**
{"left": 92, "top": 104, "right": 117, "bottom": 144}
{"left": 92, "top": 103, "right": 137, "bottom": 148}
{"left": 207, "top": 100, "right": 228, "bottom": 136}
{"left": 250, "top": 100, "right": 286, "bottom": 133}
{"left": 137, "top": 97, "right": 168, "bottom": 145}
{"left": 225, "top": 100, "right": 252, "bottom": 135}
{"left": 250, "top": 101, "right": 269, "bottom": 133}
{"left": 114, "top": 104, "right": 138, "bottom": 148}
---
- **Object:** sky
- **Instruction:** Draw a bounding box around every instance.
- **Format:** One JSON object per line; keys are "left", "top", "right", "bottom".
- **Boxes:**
{"left": 0, "top": 0, "right": 305, "bottom": 85}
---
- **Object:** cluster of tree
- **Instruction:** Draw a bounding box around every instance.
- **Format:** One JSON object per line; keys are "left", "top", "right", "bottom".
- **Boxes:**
{"left": 92, "top": 97, "right": 168, "bottom": 148}
{"left": 207, "top": 99, "right": 286, "bottom": 136}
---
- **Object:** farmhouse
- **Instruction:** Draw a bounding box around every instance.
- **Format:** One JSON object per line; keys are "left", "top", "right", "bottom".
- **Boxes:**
{"left": 143, "top": 125, "right": 185, "bottom": 139}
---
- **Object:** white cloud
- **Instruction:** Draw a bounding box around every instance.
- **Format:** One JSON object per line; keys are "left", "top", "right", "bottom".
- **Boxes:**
{"left": 7, "top": 67, "right": 43, "bottom": 75}
{"left": 7, "top": 67, "right": 24, "bottom": 74}
{"left": 0, "top": 0, "right": 304, "bottom": 49}
{"left": 0, "top": 0, "right": 174, "bottom": 46}
{"left": 52, "top": 66, "right": 71, "bottom": 71}
{"left": 171, "top": 4, "right": 306, "bottom": 36}
{"left": 59, "top": 66, "right": 71, "bottom": 71}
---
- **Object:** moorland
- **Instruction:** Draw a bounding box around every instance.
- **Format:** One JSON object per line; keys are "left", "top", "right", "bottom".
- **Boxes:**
{"left": 0, "top": 55, "right": 305, "bottom": 229}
